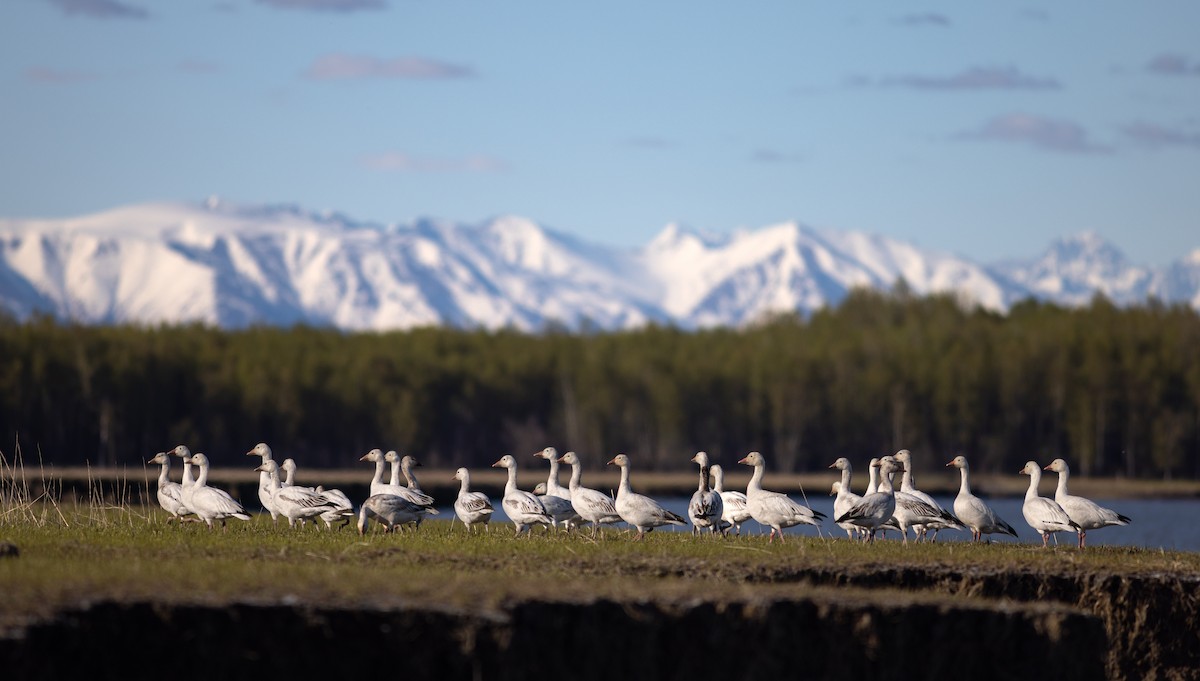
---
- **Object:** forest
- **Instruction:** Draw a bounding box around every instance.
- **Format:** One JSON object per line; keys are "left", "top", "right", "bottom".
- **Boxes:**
{"left": 1, "top": 288, "right": 1198, "bottom": 480}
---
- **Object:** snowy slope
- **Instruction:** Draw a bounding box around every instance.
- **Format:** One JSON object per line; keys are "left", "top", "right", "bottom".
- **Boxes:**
{"left": 0, "top": 200, "right": 1196, "bottom": 331}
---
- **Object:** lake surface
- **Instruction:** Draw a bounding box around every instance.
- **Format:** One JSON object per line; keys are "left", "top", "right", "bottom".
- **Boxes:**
{"left": 466, "top": 494, "right": 1200, "bottom": 552}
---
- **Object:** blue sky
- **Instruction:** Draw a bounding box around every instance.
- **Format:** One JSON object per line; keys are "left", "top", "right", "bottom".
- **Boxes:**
{"left": 3, "top": 1, "right": 1199, "bottom": 265}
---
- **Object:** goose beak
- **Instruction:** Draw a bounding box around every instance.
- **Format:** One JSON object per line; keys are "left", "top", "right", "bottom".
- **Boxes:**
{"left": 491, "top": 459, "right": 504, "bottom": 468}
{"left": 555, "top": 456, "right": 566, "bottom": 463}
{"left": 737, "top": 456, "right": 749, "bottom": 465}
{"left": 944, "top": 461, "right": 954, "bottom": 467}
{"left": 359, "top": 453, "right": 371, "bottom": 462}
{"left": 606, "top": 458, "right": 617, "bottom": 466}
{"left": 245, "top": 449, "right": 256, "bottom": 456}
{"left": 827, "top": 462, "right": 837, "bottom": 469}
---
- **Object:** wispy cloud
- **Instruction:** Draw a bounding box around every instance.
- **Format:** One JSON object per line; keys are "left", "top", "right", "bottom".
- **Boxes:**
{"left": 256, "top": 0, "right": 385, "bottom": 11}
{"left": 1146, "top": 53, "right": 1200, "bottom": 77}
{"left": 25, "top": 66, "right": 99, "bottom": 83}
{"left": 880, "top": 66, "right": 1061, "bottom": 91}
{"left": 360, "top": 152, "right": 508, "bottom": 173}
{"left": 47, "top": 0, "right": 149, "bottom": 19}
{"left": 1122, "top": 122, "right": 1200, "bottom": 150}
{"left": 622, "top": 136, "right": 676, "bottom": 150}
{"left": 750, "top": 149, "right": 805, "bottom": 164}
{"left": 957, "top": 113, "right": 1109, "bottom": 154}
{"left": 893, "top": 13, "right": 951, "bottom": 27}
{"left": 305, "top": 53, "right": 474, "bottom": 80}
{"left": 178, "top": 59, "right": 222, "bottom": 75}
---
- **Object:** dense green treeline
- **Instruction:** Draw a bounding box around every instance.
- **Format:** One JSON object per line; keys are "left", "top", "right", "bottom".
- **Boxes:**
{"left": 2, "top": 290, "right": 1199, "bottom": 479}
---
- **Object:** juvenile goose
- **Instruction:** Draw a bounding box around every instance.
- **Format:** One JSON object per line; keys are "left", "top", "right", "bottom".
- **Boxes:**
{"left": 357, "top": 494, "right": 434, "bottom": 535}
{"left": 1019, "top": 460, "right": 1080, "bottom": 547}
{"left": 492, "top": 454, "right": 553, "bottom": 536}
{"left": 738, "top": 451, "right": 826, "bottom": 542}
{"left": 710, "top": 464, "right": 751, "bottom": 536}
{"left": 452, "top": 467, "right": 494, "bottom": 532}
{"left": 944, "top": 455, "right": 1018, "bottom": 542}
{"left": 1044, "top": 458, "right": 1130, "bottom": 548}
{"left": 178, "top": 450, "right": 250, "bottom": 530}
{"left": 687, "top": 451, "right": 723, "bottom": 536}
{"left": 608, "top": 453, "right": 686, "bottom": 541}
{"left": 557, "top": 451, "right": 622, "bottom": 538}
{"left": 148, "top": 451, "right": 193, "bottom": 523}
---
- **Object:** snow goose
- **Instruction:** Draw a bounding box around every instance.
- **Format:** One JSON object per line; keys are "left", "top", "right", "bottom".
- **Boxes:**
{"left": 710, "top": 464, "right": 750, "bottom": 536}
{"left": 384, "top": 450, "right": 403, "bottom": 487}
{"left": 534, "top": 446, "right": 581, "bottom": 529}
{"left": 886, "top": 457, "right": 963, "bottom": 545}
{"left": 279, "top": 458, "right": 355, "bottom": 529}
{"left": 1019, "top": 460, "right": 1080, "bottom": 547}
{"left": 607, "top": 454, "right": 686, "bottom": 540}
{"left": 170, "top": 445, "right": 197, "bottom": 492}
{"left": 557, "top": 451, "right": 622, "bottom": 538}
{"left": 491, "top": 454, "right": 553, "bottom": 535}
{"left": 687, "top": 452, "right": 724, "bottom": 536}
{"left": 179, "top": 451, "right": 251, "bottom": 530}
{"left": 943, "top": 455, "right": 1018, "bottom": 542}
{"left": 828, "top": 458, "right": 864, "bottom": 539}
{"left": 737, "top": 451, "right": 826, "bottom": 542}
{"left": 148, "top": 451, "right": 193, "bottom": 523}
{"left": 452, "top": 467, "right": 493, "bottom": 532}
{"left": 357, "top": 494, "right": 433, "bottom": 535}
{"left": 1044, "top": 458, "right": 1130, "bottom": 548}
{"left": 254, "top": 460, "right": 340, "bottom": 528}
{"left": 245, "top": 442, "right": 280, "bottom": 521}
{"left": 893, "top": 449, "right": 962, "bottom": 542}
{"left": 359, "top": 449, "right": 437, "bottom": 511}
{"left": 835, "top": 458, "right": 898, "bottom": 543}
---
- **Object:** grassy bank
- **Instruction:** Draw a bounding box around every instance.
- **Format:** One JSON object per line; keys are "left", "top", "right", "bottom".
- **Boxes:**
{"left": 3, "top": 505, "right": 1200, "bottom": 630}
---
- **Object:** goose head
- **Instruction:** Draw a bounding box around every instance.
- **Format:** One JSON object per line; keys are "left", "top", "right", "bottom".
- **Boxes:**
{"left": 1019, "top": 461, "right": 1041, "bottom": 476}
{"left": 690, "top": 451, "right": 710, "bottom": 467}
{"left": 532, "top": 482, "right": 547, "bottom": 495}
{"left": 452, "top": 467, "right": 470, "bottom": 482}
{"left": 556, "top": 451, "right": 579, "bottom": 465}
{"left": 737, "top": 451, "right": 764, "bottom": 467}
{"left": 606, "top": 453, "right": 630, "bottom": 468}
{"left": 246, "top": 442, "right": 272, "bottom": 459}
{"left": 946, "top": 455, "right": 968, "bottom": 469}
{"left": 534, "top": 446, "right": 558, "bottom": 461}
{"left": 1044, "top": 458, "right": 1068, "bottom": 473}
{"left": 147, "top": 452, "right": 170, "bottom": 465}
{"left": 189, "top": 452, "right": 209, "bottom": 468}
{"left": 359, "top": 448, "right": 384, "bottom": 463}
{"left": 828, "top": 457, "right": 850, "bottom": 471}
{"left": 170, "top": 445, "right": 191, "bottom": 459}
{"left": 280, "top": 458, "right": 297, "bottom": 474}
{"left": 492, "top": 454, "right": 516, "bottom": 469}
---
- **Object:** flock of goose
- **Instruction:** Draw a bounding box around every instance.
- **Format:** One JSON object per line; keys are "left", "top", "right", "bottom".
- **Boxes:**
{"left": 148, "top": 444, "right": 1131, "bottom": 547}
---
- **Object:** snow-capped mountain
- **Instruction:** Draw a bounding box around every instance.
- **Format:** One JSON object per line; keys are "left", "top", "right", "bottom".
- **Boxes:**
{"left": 0, "top": 200, "right": 1196, "bottom": 331}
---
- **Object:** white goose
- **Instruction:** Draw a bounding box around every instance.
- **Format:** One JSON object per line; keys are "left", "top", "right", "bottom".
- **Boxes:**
{"left": 385, "top": 450, "right": 403, "bottom": 487}
{"left": 452, "top": 467, "right": 493, "bottom": 532}
{"left": 886, "top": 457, "right": 963, "bottom": 546}
{"left": 893, "top": 449, "right": 962, "bottom": 542}
{"left": 357, "top": 494, "right": 434, "bottom": 535}
{"left": 534, "top": 446, "right": 581, "bottom": 529}
{"left": 359, "top": 449, "right": 437, "bottom": 510}
{"left": 943, "top": 456, "right": 1018, "bottom": 542}
{"left": 557, "top": 451, "right": 622, "bottom": 538}
{"left": 687, "top": 451, "right": 723, "bottom": 536}
{"left": 736, "top": 451, "right": 825, "bottom": 543}
{"left": 492, "top": 454, "right": 553, "bottom": 535}
{"left": 1044, "top": 458, "right": 1130, "bottom": 548}
{"left": 148, "top": 451, "right": 193, "bottom": 523}
{"left": 177, "top": 450, "right": 250, "bottom": 529}
{"left": 608, "top": 453, "right": 687, "bottom": 541}
{"left": 1019, "top": 460, "right": 1080, "bottom": 547}
{"left": 279, "top": 458, "right": 355, "bottom": 529}
{"left": 254, "top": 460, "right": 340, "bottom": 528}
{"left": 828, "top": 458, "right": 864, "bottom": 539}
{"left": 710, "top": 464, "right": 751, "bottom": 536}
{"left": 245, "top": 442, "right": 280, "bottom": 522}
{"left": 835, "top": 457, "right": 898, "bottom": 543}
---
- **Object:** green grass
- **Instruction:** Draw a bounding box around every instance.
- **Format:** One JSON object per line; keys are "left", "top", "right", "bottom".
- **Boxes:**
{"left": 4, "top": 505, "right": 1200, "bottom": 631}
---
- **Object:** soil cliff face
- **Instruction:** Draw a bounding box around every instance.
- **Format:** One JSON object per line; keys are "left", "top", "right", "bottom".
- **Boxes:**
{"left": 1, "top": 567, "right": 1194, "bottom": 680}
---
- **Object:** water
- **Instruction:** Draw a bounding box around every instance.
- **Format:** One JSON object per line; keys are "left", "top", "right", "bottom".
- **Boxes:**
{"left": 466, "top": 495, "right": 1200, "bottom": 552}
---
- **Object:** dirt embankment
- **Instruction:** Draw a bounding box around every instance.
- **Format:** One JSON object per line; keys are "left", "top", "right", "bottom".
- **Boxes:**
{"left": 0, "top": 566, "right": 1195, "bottom": 680}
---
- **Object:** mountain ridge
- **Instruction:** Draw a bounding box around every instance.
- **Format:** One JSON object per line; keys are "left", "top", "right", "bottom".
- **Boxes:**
{"left": 1, "top": 199, "right": 1197, "bottom": 331}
